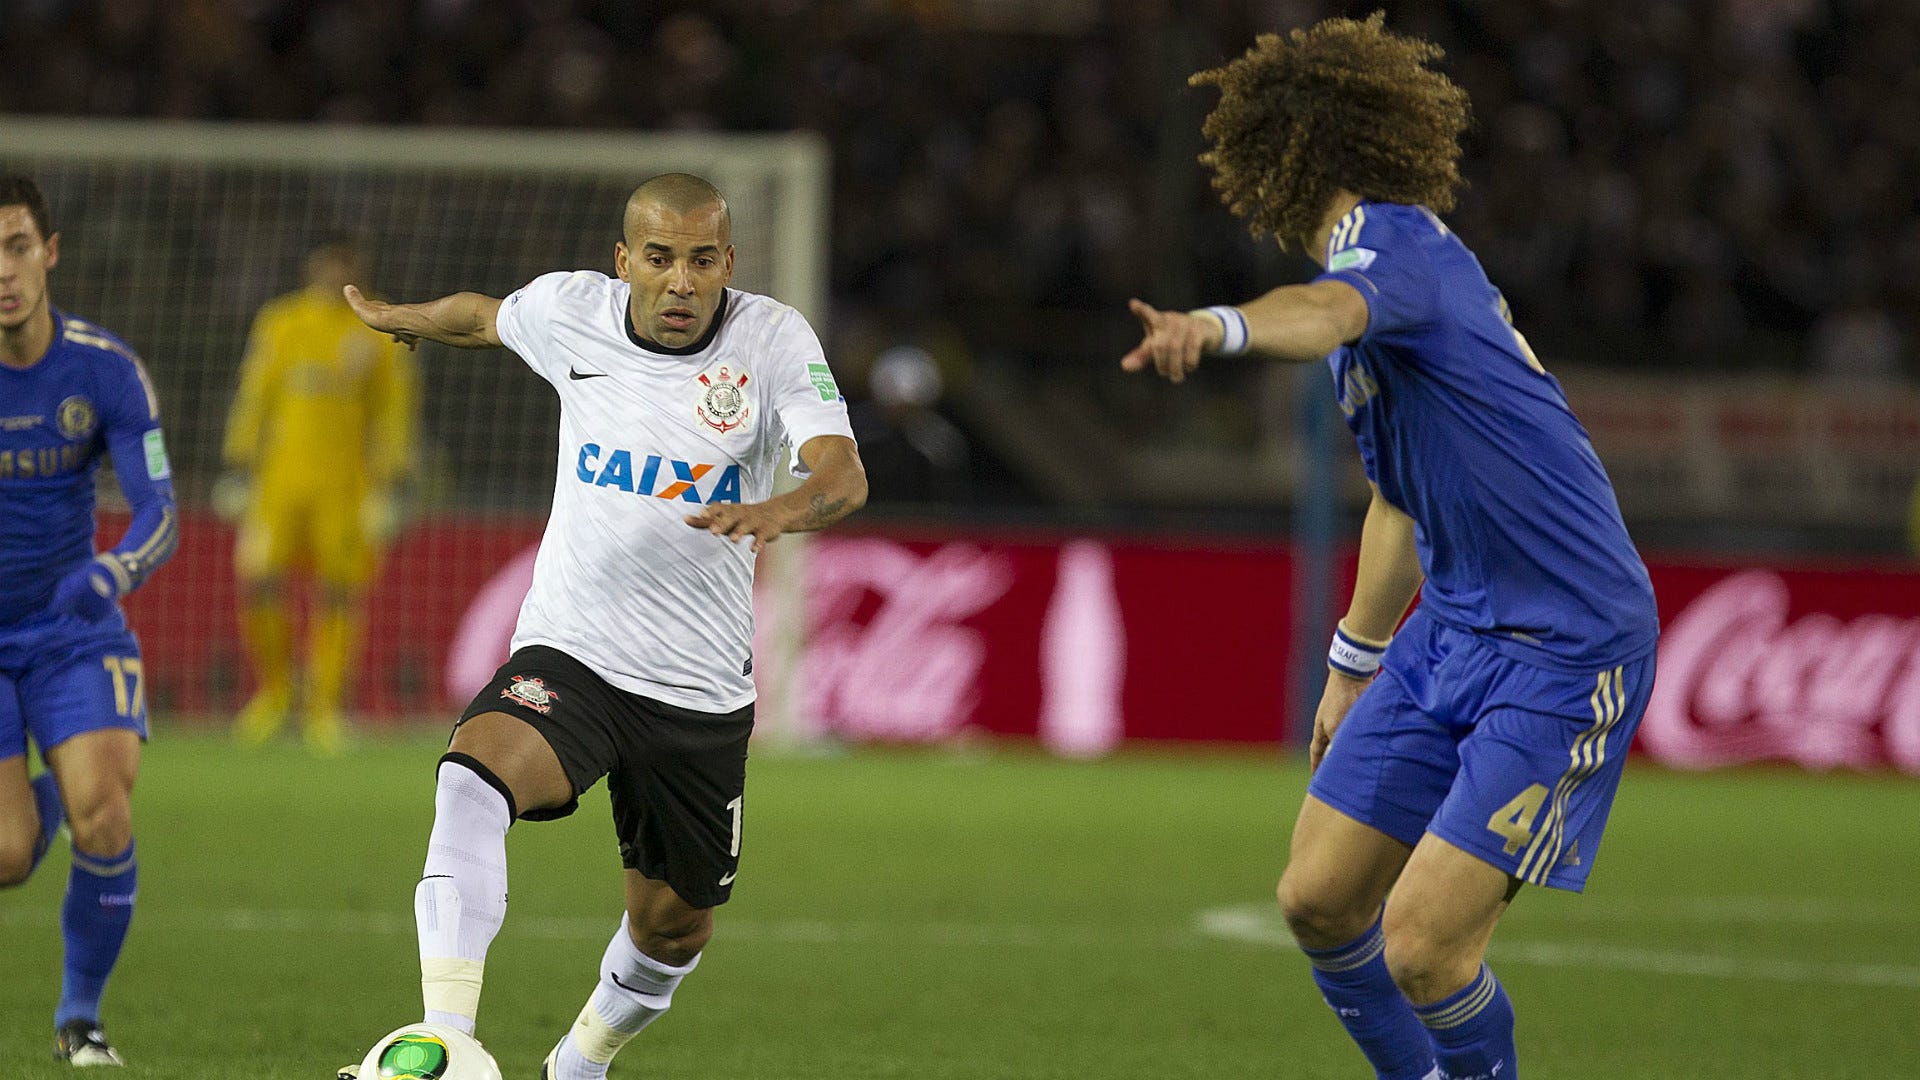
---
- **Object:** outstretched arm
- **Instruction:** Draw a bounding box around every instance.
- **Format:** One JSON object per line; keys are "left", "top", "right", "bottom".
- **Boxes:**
{"left": 684, "top": 435, "right": 868, "bottom": 553}
{"left": 344, "top": 285, "right": 503, "bottom": 350}
{"left": 1121, "top": 280, "right": 1370, "bottom": 382}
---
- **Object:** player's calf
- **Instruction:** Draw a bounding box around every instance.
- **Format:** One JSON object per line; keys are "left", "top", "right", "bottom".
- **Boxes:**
{"left": 545, "top": 912, "right": 702, "bottom": 1080}
{"left": 625, "top": 881, "right": 713, "bottom": 967}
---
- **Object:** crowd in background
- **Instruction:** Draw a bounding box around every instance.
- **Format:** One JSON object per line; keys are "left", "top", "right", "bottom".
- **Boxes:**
{"left": 2, "top": 0, "right": 1916, "bottom": 502}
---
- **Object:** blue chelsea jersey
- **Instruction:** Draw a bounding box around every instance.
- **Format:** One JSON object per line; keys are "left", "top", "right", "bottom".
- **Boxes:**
{"left": 0, "top": 311, "right": 176, "bottom": 627}
{"left": 1313, "top": 201, "right": 1658, "bottom": 670}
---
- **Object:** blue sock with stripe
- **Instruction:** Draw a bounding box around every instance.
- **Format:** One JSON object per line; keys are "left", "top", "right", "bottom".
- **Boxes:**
{"left": 1412, "top": 964, "right": 1516, "bottom": 1080}
{"left": 58, "top": 841, "right": 137, "bottom": 1027}
{"left": 30, "top": 772, "right": 64, "bottom": 874}
{"left": 1302, "top": 918, "right": 1436, "bottom": 1080}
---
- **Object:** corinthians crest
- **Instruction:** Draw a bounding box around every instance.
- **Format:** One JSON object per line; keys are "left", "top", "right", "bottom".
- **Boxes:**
{"left": 696, "top": 363, "right": 751, "bottom": 434}
{"left": 500, "top": 674, "right": 560, "bottom": 714}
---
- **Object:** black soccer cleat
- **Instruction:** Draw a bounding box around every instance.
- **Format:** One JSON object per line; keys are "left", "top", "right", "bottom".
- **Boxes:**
{"left": 336, "top": 1066, "right": 360, "bottom": 1080}
{"left": 54, "top": 1019, "right": 124, "bottom": 1067}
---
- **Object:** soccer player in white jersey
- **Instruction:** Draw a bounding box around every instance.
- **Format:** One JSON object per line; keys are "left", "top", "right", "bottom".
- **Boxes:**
{"left": 336, "top": 173, "right": 866, "bottom": 1080}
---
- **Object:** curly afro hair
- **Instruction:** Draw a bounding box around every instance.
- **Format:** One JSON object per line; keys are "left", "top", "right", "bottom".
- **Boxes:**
{"left": 1189, "top": 13, "right": 1470, "bottom": 249}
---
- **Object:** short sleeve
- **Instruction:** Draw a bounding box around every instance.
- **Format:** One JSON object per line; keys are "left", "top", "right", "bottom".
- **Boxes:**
{"left": 1312, "top": 206, "right": 1439, "bottom": 344}
{"left": 496, "top": 271, "right": 573, "bottom": 380}
{"left": 766, "top": 309, "right": 856, "bottom": 477}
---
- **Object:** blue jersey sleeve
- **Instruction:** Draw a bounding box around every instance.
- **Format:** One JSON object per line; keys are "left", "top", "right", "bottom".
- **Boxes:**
{"left": 96, "top": 354, "right": 177, "bottom": 594}
{"left": 1313, "top": 205, "right": 1440, "bottom": 347}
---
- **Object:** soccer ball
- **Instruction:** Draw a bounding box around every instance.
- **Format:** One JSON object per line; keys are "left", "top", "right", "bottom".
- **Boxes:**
{"left": 355, "top": 1024, "right": 503, "bottom": 1080}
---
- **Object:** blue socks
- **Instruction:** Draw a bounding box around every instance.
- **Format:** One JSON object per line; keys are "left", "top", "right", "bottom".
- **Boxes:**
{"left": 1412, "top": 963, "right": 1516, "bottom": 1080}
{"left": 29, "top": 772, "right": 63, "bottom": 873}
{"left": 58, "top": 840, "right": 137, "bottom": 1027}
{"left": 1302, "top": 918, "right": 1436, "bottom": 1080}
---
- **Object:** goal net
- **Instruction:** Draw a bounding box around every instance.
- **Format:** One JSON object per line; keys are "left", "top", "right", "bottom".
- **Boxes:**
{"left": 0, "top": 119, "right": 828, "bottom": 738}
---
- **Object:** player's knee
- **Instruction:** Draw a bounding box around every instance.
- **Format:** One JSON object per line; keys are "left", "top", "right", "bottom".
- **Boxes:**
{"left": 1276, "top": 871, "right": 1372, "bottom": 950}
{"left": 1382, "top": 924, "right": 1475, "bottom": 1006}
{"left": 630, "top": 906, "right": 712, "bottom": 966}
{"left": 0, "top": 834, "right": 34, "bottom": 887}
{"left": 65, "top": 798, "right": 132, "bottom": 859}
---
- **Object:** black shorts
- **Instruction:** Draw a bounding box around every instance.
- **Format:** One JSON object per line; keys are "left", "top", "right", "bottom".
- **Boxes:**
{"left": 460, "top": 645, "right": 753, "bottom": 909}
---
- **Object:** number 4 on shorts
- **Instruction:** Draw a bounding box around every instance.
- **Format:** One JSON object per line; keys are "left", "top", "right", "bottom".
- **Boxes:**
{"left": 1486, "top": 783, "right": 1548, "bottom": 856}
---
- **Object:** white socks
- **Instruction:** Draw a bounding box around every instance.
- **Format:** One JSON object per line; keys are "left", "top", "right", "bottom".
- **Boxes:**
{"left": 547, "top": 914, "right": 700, "bottom": 1080}
{"left": 415, "top": 758, "right": 513, "bottom": 1035}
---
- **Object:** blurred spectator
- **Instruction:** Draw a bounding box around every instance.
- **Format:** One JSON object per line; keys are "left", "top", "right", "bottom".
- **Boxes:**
{"left": 848, "top": 346, "right": 971, "bottom": 505}
{"left": 2, "top": 0, "right": 1915, "bottom": 483}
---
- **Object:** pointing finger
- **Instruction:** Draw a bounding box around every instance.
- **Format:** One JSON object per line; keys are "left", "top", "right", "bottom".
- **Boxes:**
{"left": 1127, "top": 298, "right": 1161, "bottom": 333}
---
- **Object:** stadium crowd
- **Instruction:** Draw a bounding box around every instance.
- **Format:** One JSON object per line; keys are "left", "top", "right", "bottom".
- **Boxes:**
{"left": 1, "top": 0, "right": 1915, "bottom": 501}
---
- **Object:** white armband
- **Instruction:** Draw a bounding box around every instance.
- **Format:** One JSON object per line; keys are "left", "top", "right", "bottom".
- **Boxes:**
{"left": 1328, "top": 621, "right": 1389, "bottom": 679}
{"left": 1196, "top": 305, "right": 1250, "bottom": 356}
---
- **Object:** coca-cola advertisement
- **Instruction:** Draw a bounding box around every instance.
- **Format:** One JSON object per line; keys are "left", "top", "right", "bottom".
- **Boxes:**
{"left": 1638, "top": 561, "right": 1920, "bottom": 773}
{"left": 114, "top": 512, "right": 1920, "bottom": 774}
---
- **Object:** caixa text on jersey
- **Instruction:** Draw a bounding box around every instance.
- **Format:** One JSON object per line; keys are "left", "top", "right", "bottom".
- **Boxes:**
{"left": 575, "top": 443, "right": 744, "bottom": 504}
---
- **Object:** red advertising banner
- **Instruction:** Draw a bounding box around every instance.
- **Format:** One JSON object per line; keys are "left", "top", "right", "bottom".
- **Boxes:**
{"left": 115, "top": 513, "right": 1920, "bottom": 773}
{"left": 1638, "top": 559, "right": 1920, "bottom": 773}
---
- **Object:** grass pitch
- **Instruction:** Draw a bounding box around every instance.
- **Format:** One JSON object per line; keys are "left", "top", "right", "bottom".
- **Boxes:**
{"left": 1, "top": 729, "right": 1916, "bottom": 1079}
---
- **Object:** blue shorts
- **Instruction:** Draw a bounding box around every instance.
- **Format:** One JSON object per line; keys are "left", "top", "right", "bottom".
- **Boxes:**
{"left": 1308, "top": 610, "right": 1655, "bottom": 892}
{"left": 0, "top": 608, "right": 148, "bottom": 762}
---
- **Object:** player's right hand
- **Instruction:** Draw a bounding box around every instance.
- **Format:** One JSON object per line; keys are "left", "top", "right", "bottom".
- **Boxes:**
{"left": 1309, "top": 670, "right": 1372, "bottom": 773}
{"left": 1121, "top": 299, "right": 1220, "bottom": 384}
{"left": 343, "top": 285, "right": 420, "bottom": 349}
{"left": 52, "top": 561, "right": 120, "bottom": 623}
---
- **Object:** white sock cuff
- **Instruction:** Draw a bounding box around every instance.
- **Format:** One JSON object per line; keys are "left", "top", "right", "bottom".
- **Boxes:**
{"left": 436, "top": 756, "right": 515, "bottom": 829}
{"left": 607, "top": 913, "right": 701, "bottom": 980}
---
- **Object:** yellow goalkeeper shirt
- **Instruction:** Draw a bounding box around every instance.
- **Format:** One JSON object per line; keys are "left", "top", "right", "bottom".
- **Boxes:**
{"left": 222, "top": 289, "right": 417, "bottom": 494}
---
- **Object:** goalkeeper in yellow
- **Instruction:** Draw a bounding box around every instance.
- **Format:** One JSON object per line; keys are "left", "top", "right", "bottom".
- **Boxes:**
{"left": 220, "top": 239, "right": 417, "bottom": 753}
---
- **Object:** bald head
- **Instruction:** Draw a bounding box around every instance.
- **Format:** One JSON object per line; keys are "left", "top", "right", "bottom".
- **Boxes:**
{"left": 616, "top": 172, "right": 736, "bottom": 349}
{"left": 624, "top": 173, "right": 730, "bottom": 244}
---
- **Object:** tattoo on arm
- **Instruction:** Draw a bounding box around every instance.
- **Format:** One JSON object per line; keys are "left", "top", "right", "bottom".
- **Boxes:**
{"left": 800, "top": 493, "right": 850, "bottom": 529}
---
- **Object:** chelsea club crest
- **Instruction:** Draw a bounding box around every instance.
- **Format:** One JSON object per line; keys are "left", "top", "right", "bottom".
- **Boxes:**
{"left": 56, "top": 396, "right": 97, "bottom": 439}
{"left": 696, "top": 362, "right": 751, "bottom": 434}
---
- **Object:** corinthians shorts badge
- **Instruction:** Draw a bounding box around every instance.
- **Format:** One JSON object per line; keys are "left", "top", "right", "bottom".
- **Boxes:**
{"left": 56, "top": 396, "right": 97, "bottom": 439}
{"left": 501, "top": 674, "right": 560, "bottom": 714}
{"left": 696, "top": 363, "right": 751, "bottom": 434}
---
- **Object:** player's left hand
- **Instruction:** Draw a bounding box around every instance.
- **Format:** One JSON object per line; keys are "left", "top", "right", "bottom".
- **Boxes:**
{"left": 1121, "top": 299, "right": 1220, "bottom": 384}
{"left": 52, "top": 561, "right": 120, "bottom": 623}
{"left": 685, "top": 502, "right": 788, "bottom": 553}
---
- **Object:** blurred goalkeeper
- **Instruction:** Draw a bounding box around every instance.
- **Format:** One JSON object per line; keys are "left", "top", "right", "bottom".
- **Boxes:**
{"left": 218, "top": 238, "right": 417, "bottom": 754}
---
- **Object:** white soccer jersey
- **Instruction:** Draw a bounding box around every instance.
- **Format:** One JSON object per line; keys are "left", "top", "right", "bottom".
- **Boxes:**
{"left": 496, "top": 270, "right": 854, "bottom": 713}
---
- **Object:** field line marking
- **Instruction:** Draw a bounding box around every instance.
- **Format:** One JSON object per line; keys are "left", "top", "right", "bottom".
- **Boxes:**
{"left": 4, "top": 901, "right": 1916, "bottom": 990}
{"left": 1192, "top": 904, "right": 1920, "bottom": 990}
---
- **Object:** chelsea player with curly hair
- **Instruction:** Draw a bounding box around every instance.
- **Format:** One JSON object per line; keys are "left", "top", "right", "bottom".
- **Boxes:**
{"left": 0, "top": 174, "right": 178, "bottom": 1066}
{"left": 1124, "top": 17, "right": 1658, "bottom": 1080}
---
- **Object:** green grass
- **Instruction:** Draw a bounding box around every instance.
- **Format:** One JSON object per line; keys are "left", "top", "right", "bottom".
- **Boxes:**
{"left": 2, "top": 730, "right": 1917, "bottom": 1078}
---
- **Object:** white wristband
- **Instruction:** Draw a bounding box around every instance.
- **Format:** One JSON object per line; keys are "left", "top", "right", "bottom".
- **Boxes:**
{"left": 1328, "top": 623, "right": 1388, "bottom": 679}
{"left": 1197, "top": 305, "right": 1250, "bottom": 356}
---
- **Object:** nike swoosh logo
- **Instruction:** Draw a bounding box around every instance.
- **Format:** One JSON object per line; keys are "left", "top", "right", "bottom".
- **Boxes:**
{"left": 568, "top": 367, "right": 609, "bottom": 380}
{"left": 718, "top": 870, "right": 737, "bottom": 887}
{"left": 609, "top": 972, "right": 653, "bottom": 995}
